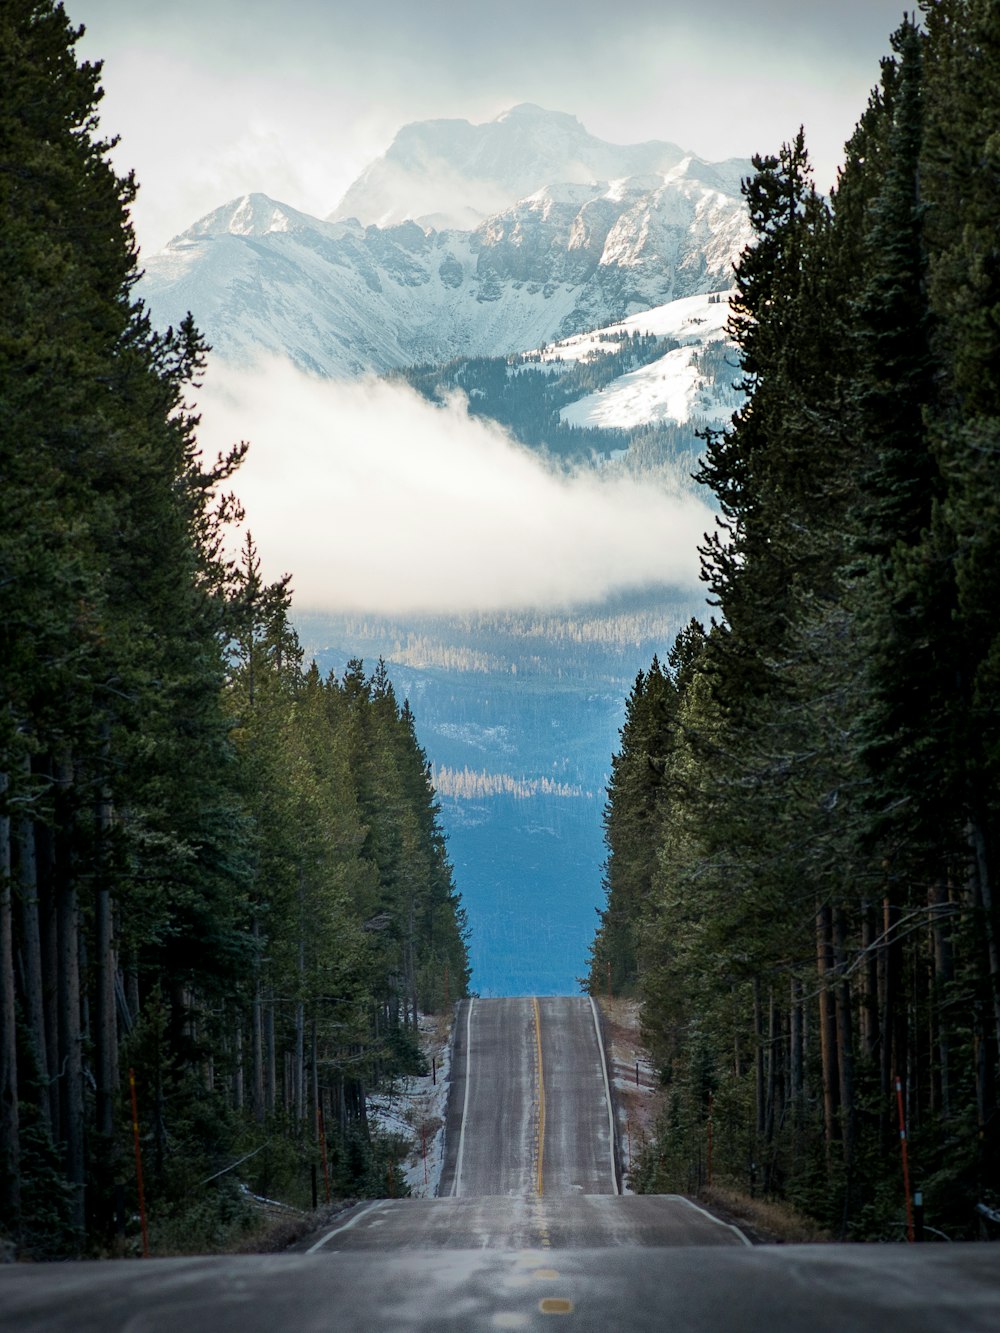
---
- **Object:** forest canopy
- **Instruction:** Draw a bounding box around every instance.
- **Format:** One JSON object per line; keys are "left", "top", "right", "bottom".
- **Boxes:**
{"left": 589, "top": 0, "right": 1000, "bottom": 1239}
{"left": 0, "top": 1, "right": 468, "bottom": 1256}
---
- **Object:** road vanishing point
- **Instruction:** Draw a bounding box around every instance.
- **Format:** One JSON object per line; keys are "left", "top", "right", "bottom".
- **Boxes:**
{"left": 3, "top": 996, "right": 1000, "bottom": 1330}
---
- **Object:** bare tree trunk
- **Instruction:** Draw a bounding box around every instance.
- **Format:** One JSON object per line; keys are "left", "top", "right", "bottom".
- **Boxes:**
{"left": 94, "top": 752, "right": 117, "bottom": 1145}
{"left": 816, "top": 901, "right": 840, "bottom": 1157}
{"left": 251, "top": 921, "right": 264, "bottom": 1125}
{"left": 294, "top": 999, "right": 305, "bottom": 1124}
{"left": 930, "top": 879, "right": 953, "bottom": 1122}
{"left": 295, "top": 873, "right": 306, "bottom": 1123}
{"left": 0, "top": 774, "right": 21, "bottom": 1229}
{"left": 233, "top": 1021, "right": 245, "bottom": 1110}
{"left": 880, "top": 895, "right": 900, "bottom": 1126}
{"left": 968, "top": 819, "right": 1000, "bottom": 1055}
{"left": 265, "top": 999, "right": 276, "bottom": 1115}
{"left": 55, "top": 759, "right": 85, "bottom": 1234}
{"left": 33, "top": 774, "right": 61, "bottom": 1138}
{"left": 16, "top": 804, "right": 48, "bottom": 1125}
{"left": 764, "top": 988, "right": 777, "bottom": 1146}
{"left": 790, "top": 976, "right": 804, "bottom": 1120}
{"left": 311, "top": 1017, "right": 319, "bottom": 1141}
{"left": 753, "top": 978, "right": 766, "bottom": 1139}
{"left": 860, "top": 900, "right": 879, "bottom": 1064}
{"left": 832, "top": 908, "right": 857, "bottom": 1169}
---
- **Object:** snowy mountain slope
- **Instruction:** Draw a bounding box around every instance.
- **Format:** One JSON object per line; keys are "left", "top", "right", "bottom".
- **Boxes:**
{"left": 140, "top": 164, "right": 753, "bottom": 378}
{"left": 538, "top": 291, "right": 743, "bottom": 431}
{"left": 330, "top": 103, "right": 691, "bottom": 231}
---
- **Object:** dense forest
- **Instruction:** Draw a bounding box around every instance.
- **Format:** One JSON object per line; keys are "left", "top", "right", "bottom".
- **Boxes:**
{"left": 590, "top": 1, "right": 1000, "bottom": 1238}
{"left": 396, "top": 334, "right": 706, "bottom": 470}
{"left": 0, "top": 2, "right": 468, "bottom": 1257}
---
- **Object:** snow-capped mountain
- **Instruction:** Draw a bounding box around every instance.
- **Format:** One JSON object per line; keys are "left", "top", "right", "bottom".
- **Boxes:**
{"left": 331, "top": 103, "right": 697, "bottom": 231}
{"left": 140, "top": 116, "right": 753, "bottom": 380}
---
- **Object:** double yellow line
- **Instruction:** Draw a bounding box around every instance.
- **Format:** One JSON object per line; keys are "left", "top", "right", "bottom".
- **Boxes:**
{"left": 532, "top": 997, "right": 546, "bottom": 1196}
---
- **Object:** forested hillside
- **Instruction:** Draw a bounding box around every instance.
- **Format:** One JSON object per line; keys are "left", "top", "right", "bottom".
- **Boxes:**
{"left": 590, "top": 1, "right": 1000, "bottom": 1238}
{"left": 397, "top": 336, "right": 707, "bottom": 473}
{"left": 0, "top": 2, "right": 467, "bottom": 1257}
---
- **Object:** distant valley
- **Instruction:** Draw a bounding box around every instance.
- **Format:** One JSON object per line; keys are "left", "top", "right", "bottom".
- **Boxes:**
{"left": 296, "top": 598, "right": 704, "bottom": 994}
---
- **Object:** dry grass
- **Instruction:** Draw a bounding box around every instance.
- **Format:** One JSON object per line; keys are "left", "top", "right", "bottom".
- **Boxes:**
{"left": 697, "top": 1184, "right": 832, "bottom": 1245}
{"left": 232, "top": 1200, "right": 359, "bottom": 1254}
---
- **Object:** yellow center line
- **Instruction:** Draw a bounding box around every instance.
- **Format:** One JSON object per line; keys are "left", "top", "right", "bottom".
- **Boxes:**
{"left": 532, "top": 996, "right": 546, "bottom": 1196}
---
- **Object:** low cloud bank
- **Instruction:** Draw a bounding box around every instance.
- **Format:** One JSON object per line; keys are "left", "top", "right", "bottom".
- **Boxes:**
{"left": 196, "top": 356, "right": 714, "bottom": 614}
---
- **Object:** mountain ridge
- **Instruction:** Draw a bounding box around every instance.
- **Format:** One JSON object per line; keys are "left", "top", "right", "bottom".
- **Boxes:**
{"left": 139, "top": 109, "right": 752, "bottom": 380}
{"left": 329, "top": 102, "right": 692, "bottom": 231}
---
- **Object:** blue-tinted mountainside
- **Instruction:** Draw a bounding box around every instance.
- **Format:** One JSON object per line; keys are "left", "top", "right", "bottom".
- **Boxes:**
{"left": 296, "top": 596, "right": 704, "bottom": 994}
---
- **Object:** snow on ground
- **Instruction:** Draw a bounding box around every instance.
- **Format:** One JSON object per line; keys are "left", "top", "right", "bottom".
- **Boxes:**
{"left": 596, "top": 998, "right": 663, "bottom": 1194}
{"left": 525, "top": 291, "right": 739, "bottom": 433}
{"left": 537, "top": 291, "right": 734, "bottom": 367}
{"left": 366, "top": 1012, "right": 453, "bottom": 1198}
{"left": 561, "top": 343, "right": 731, "bottom": 431}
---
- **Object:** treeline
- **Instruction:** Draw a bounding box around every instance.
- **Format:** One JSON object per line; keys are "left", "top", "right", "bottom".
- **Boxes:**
{"left": 0, "top": 2, "right": 467, "bottom": 1257}
{"left": 433, "top": 767, "right": 587, "bottom": 801}
{"left": 589, "top": 3, "right": 1000, "bottom": 1237}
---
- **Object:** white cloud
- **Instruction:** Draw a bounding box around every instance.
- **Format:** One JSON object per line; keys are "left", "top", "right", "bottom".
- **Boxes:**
{"left": 196, "top": 356, "right": 713, "bottom": 614}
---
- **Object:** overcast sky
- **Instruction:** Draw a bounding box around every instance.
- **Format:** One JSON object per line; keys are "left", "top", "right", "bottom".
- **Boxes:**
{"left": 72, "top": 0, "right": 911, "bottom": 255}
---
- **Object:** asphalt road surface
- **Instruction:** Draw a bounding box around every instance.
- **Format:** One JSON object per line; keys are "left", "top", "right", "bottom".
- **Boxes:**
{"left": 438, "top": 996, "right": 618, "bottom": 1198}
{"left": 3, "top": 994, "right": 1000, "bottom": 1330}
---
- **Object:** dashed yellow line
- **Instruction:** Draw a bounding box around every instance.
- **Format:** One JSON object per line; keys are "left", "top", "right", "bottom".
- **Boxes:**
{"left": 532, "top": 996, "right": 546, "bottom": 1197}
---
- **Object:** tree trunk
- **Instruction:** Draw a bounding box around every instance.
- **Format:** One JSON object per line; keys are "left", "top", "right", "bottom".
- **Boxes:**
{"left": 968, "top": 818, "right": 1000, "bottom": 1055}
{"left": 753, "top": 978, "right": 766, "bottom": 1139}
{"left": 294, "top": 998, "right": 305, "bottom": 1124}
{"left": 816, "top": 900, "right": 840, "bottom": 1156}
{"left": 55, "top": 759, "right": 85, "bottom": 1234}
{"left": 94, "top": 751, "right": 117, "bottom": 1145}
{"left": 16, "top": 804, "right": 49, "bottom": 1125}
{"left": 790, "top": 976, "right": 804, "bottom": 1120}
{"left": 930, "top": 878, "right": 954, "bottom": 1122}
{"left": 251, "top": 921, "right": 264, "bottom": 1125}
{"left": 764, "top": 988, "right": 778, "bottom": 1146}
{"left": 832, "top": 907, "right": 857, "bottom": 1169}
{"left": 33, "top": 773, "right": 61, "bottom": 1137}
{"left": 265, "top": 999, "right": 276, "bottom": 1116}
{"left": 860, "top": 900, "right": 880, "bottom": 1064}
{"left": 233, "top": 1022, "right": 245, "bottom": 1111}
{"left": 0, "top": 773, "right": 21, "bottom": 1229}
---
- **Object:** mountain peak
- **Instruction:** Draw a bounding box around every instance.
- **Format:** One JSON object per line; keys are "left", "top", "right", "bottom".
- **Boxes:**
{"left": 328, "top": 108, "right": 691, "bottom": 231}
{"left": 177, "top": 192, "right": 322, "bottom": 242}
{"left": 493, "top": 103, "right": 582, "bottom": 128}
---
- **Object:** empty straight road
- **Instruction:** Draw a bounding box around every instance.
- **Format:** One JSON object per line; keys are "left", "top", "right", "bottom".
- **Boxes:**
{"left": 312, "top": 996, "right": 743, "bottom": 1251}
{"left": 438, "top": 996, "right": 619, "bottom": 1199}
{"left": 4, "top": 995, "right": 1000, "bottom": 1330}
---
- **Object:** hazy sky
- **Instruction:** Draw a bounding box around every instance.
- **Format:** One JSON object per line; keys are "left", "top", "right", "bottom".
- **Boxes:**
{"left": 66, "top": 0, "right": 912, "bottom": 615}
{"left": 72, "top": 0, "right": 912, "bottom": 255}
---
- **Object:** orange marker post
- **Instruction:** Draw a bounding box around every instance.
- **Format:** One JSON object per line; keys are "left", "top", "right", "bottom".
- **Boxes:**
{"left": 129, "top": 1069, "right": 150, "bottom": 1257}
